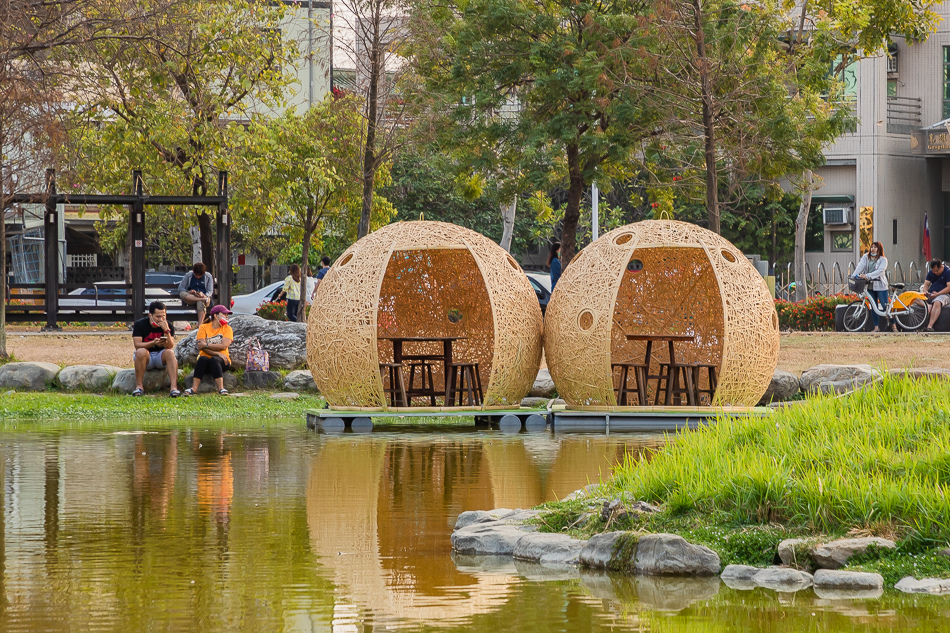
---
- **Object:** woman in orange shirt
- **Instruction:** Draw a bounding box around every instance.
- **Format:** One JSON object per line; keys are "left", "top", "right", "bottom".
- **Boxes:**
{"left": 184, "top": 305, "right": 234, "bottom": 396}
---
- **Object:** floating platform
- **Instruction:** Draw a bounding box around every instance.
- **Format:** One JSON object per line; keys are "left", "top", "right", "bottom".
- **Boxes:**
{"left": 305, "top": 405, "right": 769, "bottom": 433}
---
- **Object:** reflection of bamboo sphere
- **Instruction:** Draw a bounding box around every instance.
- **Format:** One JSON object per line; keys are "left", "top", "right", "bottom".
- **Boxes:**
{"left": 307, "top": 221, "right": 544, "bottom": 409}
{"left": 544, "top": 220, "right": 779, "bottom": 407}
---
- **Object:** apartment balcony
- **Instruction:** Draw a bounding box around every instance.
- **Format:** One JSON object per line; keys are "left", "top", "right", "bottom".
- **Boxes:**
{"left": 887, "top": 96, "right": 921, "bottom": 134}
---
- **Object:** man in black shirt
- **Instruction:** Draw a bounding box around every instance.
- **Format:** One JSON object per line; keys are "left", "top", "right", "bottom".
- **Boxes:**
{"left": 923, "top": 259, "right": 950, "bottom": 332}
{"left": 132, "top": 301, "right": 180, "bottom": 396}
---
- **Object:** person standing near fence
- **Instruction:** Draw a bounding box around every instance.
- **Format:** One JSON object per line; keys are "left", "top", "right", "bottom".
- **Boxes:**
{"left": 853, "top": 241, "right": 891, "bottom": 332}
{"left": 548, "top": 242, "right": 562, "bottom": 292}
{"left": 276, "top": 264, "right": 304, "bottom": 322}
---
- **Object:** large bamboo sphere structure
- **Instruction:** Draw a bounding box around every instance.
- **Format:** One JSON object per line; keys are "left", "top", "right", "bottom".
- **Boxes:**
{"left": 544, "top": 220, "right": 779, "bottom": 407}
{"left": 308, "top": 221, "right": 544, "bottom": 409}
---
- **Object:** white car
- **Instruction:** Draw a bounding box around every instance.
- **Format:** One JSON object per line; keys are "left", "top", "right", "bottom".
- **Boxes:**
{"left": 60, "top": 281, "right": 177, "bottom": 311}
{"left": 230, "top": 277, "right": 317, "bottom": 315}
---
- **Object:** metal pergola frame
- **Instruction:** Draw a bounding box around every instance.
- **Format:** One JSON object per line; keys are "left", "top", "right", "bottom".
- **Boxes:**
{"left": 6, "top": 169, "right": 230, "bottom": 330}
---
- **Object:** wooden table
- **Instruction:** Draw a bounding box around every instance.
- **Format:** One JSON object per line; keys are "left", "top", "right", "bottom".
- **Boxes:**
{"left": 624, "top": 334, "right": 696, "bottom": 405}
{"left": 379, "top": 336, "right": 467, "bottom": 404}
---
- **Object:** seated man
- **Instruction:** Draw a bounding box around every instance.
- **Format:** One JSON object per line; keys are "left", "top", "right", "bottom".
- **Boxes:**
{"left": 178, "top": 262, "right": 214, "bottom": 324}
{"left": 923, "top": 258, "right": 950, "bottom": 332}
{"left": 132, "top": 301, "right": 180, "bottom": 397}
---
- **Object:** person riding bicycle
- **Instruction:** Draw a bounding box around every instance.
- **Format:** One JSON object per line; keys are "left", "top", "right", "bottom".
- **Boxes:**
{"left": 853, "top": 241, "right": 891, "bottom": 332}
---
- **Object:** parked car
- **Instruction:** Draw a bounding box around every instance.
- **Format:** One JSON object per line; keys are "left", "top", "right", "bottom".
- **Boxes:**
{"left": 145, "top": 272, "right": 185, "bottom": 286}
{"left": 525, "top": 272, "right": 552, "bottom": 315}
{"left": 230, "top": 277, "right": 317, "bottom": 315}
{"left": 60, "top": 281, "right": 177, "bottom": 311}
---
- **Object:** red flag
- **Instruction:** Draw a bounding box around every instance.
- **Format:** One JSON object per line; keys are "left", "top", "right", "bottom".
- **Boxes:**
{"left": 923, "top": 213, "right": 932, "bottom": 262}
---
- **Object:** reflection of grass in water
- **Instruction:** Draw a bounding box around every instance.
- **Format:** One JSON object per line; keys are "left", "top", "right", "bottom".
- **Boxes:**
{"left": 0, "top": 392, "right": 324, "bottom": 421}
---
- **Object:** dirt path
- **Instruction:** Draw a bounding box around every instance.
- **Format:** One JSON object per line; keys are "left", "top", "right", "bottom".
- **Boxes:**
{"left": 5, "top": 329, "right": 949, "bottom": 374}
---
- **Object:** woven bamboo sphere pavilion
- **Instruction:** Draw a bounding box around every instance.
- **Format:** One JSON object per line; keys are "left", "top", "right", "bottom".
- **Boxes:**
{"left": 307, "top": 221, "right": 544, "bottom": 410}
{"left": 544, "top": 220, "right": 779, "bottom": 408}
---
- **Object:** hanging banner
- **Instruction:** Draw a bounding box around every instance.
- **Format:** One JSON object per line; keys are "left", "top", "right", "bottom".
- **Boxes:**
{"left": 859, "top": 206, "right": 874, "bottom": 253}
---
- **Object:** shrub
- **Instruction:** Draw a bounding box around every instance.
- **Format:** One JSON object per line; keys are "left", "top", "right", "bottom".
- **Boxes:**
{"left": 774, "top": 294, "right": 857, "bottom": 331}
{"left": 256, "top": 300, "right": 287, "bottom": 321}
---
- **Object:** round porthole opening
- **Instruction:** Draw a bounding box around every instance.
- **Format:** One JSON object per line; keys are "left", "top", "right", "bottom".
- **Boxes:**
{"left": 339, "top": 253, "right": 354, "bottom": 266}
{"left": 507, "top": 255, "right": 520, "bottom": 271}
{"left": 578, "top": 310, "right": 594, "bottom": 330}
{"left": 720, "top": 249, "right": 736, "bottom": 263}
{"left": 626, "top": 258, "right": 643, "bottom": 273}
{"left": 614, "top": 233, "right": 633, "bottom": 245}
{"left": 772, "top": 311, "right": 779, "bottom": 330}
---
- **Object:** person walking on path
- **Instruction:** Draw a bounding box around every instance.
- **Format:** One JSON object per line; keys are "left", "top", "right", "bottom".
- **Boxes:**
{"left": 184, "top": 305, "right": 234, "bottom": 396}
{"left": 178, "top": 262, "right": 214, "bottom": 325}
{"left": 853, "top": 241, "right": 892, "bottom": 332}
{"left": 131, "top": 301, "right": 180, "bottom": 397}
{"left": 276, "top": 264, "right": 306, "bottom": 322}
{"left": 922, "top": 259, "right": 950, "bottom": 332}
{"left": 548, "top": 242, "right": 562, "bottom": 292}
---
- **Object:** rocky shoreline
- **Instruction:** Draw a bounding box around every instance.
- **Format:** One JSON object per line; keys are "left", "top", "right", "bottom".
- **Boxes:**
{"left": 451, "top": 494, "right": 950, "bottom": 598}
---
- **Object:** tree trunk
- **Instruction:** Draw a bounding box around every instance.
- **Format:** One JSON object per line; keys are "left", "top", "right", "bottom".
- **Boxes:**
{"left": 794, "top": 169, "right": 813, "bottom": 302}
{"left": 692, "top": 0, "right": 719, "bottom": 234}
{"left": 500, "top": 197, "right": 517, "bottom": 252}
{"left": 357, "top": 41, "right": 381, "bottom": 239}
{"left": 561, "top": 143, "right": 585, "bottom": 267}
{"left": 299, "top": 207, "right": 313, "bottom": 332}
{"left": 0, "top": 190, "right": 7, "bottom": 359}
{"left": 197, "top": 211, "right": 215, "bottom": 275}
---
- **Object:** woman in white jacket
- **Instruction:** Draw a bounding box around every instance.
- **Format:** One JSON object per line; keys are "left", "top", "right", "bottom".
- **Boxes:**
{"left": 853, "top": 241, "right": 892, "bottom": 332}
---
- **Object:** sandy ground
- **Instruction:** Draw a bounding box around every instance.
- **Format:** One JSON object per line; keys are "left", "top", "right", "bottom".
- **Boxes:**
{"left": 5, "top": 328, "right": 950, "bottom": 374}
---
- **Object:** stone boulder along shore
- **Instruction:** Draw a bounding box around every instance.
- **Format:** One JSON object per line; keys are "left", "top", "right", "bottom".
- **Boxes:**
{"left": 175, "top": 315, "right": 307, "bottom": 370}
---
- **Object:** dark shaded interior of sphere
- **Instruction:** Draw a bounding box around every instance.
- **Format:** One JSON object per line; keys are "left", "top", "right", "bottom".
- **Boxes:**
{"left": 610, "top": 246, "right": 724, "bottom": 403}
{"left": 376, "top": 248, "right": 495, "bottom": 399}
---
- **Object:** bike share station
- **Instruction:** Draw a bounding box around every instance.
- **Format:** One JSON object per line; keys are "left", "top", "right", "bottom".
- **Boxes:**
{"left": 305, "top": 220, "right": 775, "bottom": 434}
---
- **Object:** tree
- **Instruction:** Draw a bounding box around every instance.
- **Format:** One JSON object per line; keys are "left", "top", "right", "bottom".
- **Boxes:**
{"left": 60, "top": 0, "right": 299, "bottom": 275}
{"left": 230, "top": 95, "right": 396, "bottom": 323}
{"left": 334, "top": 0, "right": 412, "bottom": 239}
{"left": 410, "top": 0, "right": 664, "bottom": 266}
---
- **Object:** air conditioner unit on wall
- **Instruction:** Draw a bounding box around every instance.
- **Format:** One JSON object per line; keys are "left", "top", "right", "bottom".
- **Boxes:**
{"left": 822, "top": 207, "right": 852, "bottom": 225}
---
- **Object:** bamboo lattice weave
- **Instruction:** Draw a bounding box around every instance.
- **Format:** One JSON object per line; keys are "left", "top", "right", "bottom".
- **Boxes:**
{"left": 544, "top": 220, "right": 779, "bottom": 407}
{"left": 307, "top": 221, "right": 544, "bottom": 409}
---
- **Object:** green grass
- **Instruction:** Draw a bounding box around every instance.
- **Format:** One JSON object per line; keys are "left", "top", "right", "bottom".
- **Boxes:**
{"left": 532, "top": 375, "right": 950, "bottom": 579}
{"left": 0, "top": 391, "right": 325, "bottom": 420}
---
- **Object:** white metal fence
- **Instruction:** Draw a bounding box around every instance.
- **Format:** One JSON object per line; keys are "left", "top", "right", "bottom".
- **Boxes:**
{"left": 774, "top": 260, "right": 926, "bottom": 300}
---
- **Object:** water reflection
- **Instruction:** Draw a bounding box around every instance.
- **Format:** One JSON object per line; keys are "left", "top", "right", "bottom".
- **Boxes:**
{"left": 1, "top": 423, "right": 949, "bottom": 632}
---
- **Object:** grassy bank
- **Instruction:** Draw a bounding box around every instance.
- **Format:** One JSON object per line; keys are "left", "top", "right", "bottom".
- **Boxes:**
{"left": 0, "top": 391, "right": 325, "bottom": 420}
{"left": 535, "top": 375, "right": 950, "bottom": 583}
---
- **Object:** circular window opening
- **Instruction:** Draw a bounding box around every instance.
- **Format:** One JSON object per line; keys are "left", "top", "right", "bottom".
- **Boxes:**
{"left": 772, "top": 311, "right": 779, "bottom": 330}
{"left": 614, "top": 233, "right": 633, "bottom": 245}
{"left": 448, "top": 308, "right": 464, "bottom": 324}
{"left": 339, "top": 253, "right": 354, "bottom": 266}
{"left": 578, "top": 310, "right": 594, "bottom": 331}
{"left": 720, "top": 249, "right": 737, "bottom": 263}
{"left": 507, "top": 255, "right": 520, "bottom": 271}
{"left": 626, "top": 258, "right": 643, "bottom": 273}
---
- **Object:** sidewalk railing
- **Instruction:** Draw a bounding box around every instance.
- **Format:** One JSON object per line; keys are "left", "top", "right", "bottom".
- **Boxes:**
{"left": 774, "top": 259, "right": 925, "bottom": 300}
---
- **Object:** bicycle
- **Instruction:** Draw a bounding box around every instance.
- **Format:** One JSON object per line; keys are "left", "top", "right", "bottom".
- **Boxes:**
{"left": 841, "top": 277, "right": 929, "bottom": 332}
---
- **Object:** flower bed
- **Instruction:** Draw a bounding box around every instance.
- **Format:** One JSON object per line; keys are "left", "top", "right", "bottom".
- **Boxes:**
{"left": 774, "top": 294, "right": 857, "bottom": 331}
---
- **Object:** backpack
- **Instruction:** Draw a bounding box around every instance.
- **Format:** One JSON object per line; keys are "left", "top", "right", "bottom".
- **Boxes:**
{"left": 245, "top": 336, "right": 270, "bottom": 372}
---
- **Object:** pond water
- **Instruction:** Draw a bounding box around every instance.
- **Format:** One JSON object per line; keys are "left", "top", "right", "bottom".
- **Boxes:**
{"left": 1, "top": 419, "right": 948, "bottom": 632}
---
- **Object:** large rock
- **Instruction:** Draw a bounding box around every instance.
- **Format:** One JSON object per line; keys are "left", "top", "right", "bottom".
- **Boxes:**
{"left": 174, "top": 315, "right": 307, "bottom": 369}
{"left": 513, "top": 533, "right": 585, "bottom": 565}
{"left": 451, "top": 522, "right": 532, "bottom": 556}
{"left": 183, "top": 371, "right": 239, "bottom": 393}
{"left": 529, "top": 369, "right": 556, "bottom": 398}
{"left": 57, "top": 365, "right": 124, "bottom": 391}
{"left": 799, "top": 364, "right": 881, "bottom": 395}
{"left": 895, "top": 576, "right": 950, "bottom": 594}
{"left": 112, "top": 368, "right": 173, "bottom": 393}
{"left": 813, "top": 569, "right": 884, "bottom": 591}
{"left": 579, "top": 531, "right": 628, "bottom": 570}
{"left": 758, "top": 370, "right": 800, "bottom": 405}
{"left": 242, "top": 370, "right": 282, "bottom": 389}
{"left": 810, "top": 537, "right": 896, "bottom": 570}
{"left": 886, "top": 367, "right": 950, "bottom": 381}
{"left": 633, "top": 533, "right": 720, "bottom": 576}
{"left": 720, "top": 564, "right": 761, "bottom": 590}
{"left": 284, "top": 369, "right": 318, "bottom": 392}
{"left": 777, "top": 538, "right": 811, "bottom": 567}
{"left": 0, "top": 362, "right": 60, "bottom": 391}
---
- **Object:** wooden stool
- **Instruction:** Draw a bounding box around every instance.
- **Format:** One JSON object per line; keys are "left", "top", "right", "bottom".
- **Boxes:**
{"left": 690, "top": 364, "right": 718, "bottom": 405}
{"left": 379, "top": 362, "right": 407, "bottom": 407}
{"left": 406, "top": 360, "right": 437, "bottom": 405}
{"left": 448, "top": 363, "right": 483, "bottom": 406}
{"left": 611, "top": 362, "right": 648, "bottom": 405}
{"left": 655, "top": 362, "right": 697, "bottom": 406}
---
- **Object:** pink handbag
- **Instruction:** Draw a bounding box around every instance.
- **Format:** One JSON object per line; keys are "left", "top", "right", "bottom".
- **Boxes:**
{"left": 245, "top": 337, "right": 270, "bottom": 372}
